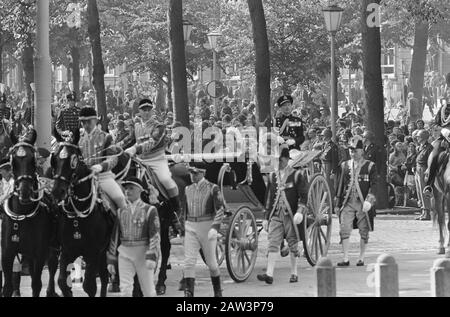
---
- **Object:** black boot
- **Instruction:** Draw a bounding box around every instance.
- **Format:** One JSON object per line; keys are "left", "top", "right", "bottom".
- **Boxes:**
{"left": 424, "top": 145, "right": 442, "bottom": 196}
{"left": 211, "top": 276, "right": 222, "bottom": 297}
{"left": 0, "top": 271, "right": 3, "bottom": 297}
{"left": 168, "top": 197, "right": 184, "bottom": 235}
{"left": 12, "top": 272, "right": 21, "bottom": 297}
{"left": 184, "top": 278, "right": 195, "bottom": 297}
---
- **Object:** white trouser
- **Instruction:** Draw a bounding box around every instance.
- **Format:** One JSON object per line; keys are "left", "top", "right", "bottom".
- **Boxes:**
{"left": 140, "top": 153, "right": 178, "bottom": 197}
{"left": 183, "top": 221, "right": 220, "bottom": 278}
{"left": 118, "top": 245, "right": 156, "bottom": 297}
{"left": 98, "top": 171, "right": 126, "bottom": 211}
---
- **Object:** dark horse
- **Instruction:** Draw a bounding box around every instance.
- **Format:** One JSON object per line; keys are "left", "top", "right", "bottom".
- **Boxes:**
{"left": 51, "top": 130, "right": 111, "bottom": 297}
{"left": 1, "top": 129, "right": 58, "bottom": 297}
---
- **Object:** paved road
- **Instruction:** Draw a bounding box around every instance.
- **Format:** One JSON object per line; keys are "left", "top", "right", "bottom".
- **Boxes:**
{"left": 18, "top": 214, "right": 447, "bottom": 297}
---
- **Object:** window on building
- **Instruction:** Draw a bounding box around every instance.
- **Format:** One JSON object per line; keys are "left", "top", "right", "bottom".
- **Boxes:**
{"left": 381, "top": 47, "right": 395, "bottom": 76}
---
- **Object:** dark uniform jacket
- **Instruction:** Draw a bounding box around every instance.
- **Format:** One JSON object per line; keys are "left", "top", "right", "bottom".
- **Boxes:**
{"left": 264, "top": 167, "right": 309, "bottom": 221}
{"left": 56, "top": 105, "right": 80, "bottom": 134}
{"left": 416, "top": 142, "right": 433, "bottom": 168}
{"left": 272, "top": 115, "right": 305, "bottom": 150}
{"left": 364, "top": 143, "right": 381, "bottom": 174}
{"left": 335, "top": 159, "right": 378, "bottom": 230}
{"left": 321, "top": 140, "right": 339, "bottom": 173}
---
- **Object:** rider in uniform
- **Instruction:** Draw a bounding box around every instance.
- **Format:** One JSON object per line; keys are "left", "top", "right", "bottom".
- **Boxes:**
{"left": 257, "top": 145, "right": 309, "bottom": 285}
{"left": 272, "top": 95, "right": 305, "bottom": 150}
{"left": 183, "top": 162, "right": 225, "bottom": 297}
{"left": 423, "top": 100, "right": 450, "bottom": 197}
{"left": 335, "top": 136, "right": 377, "bottom": 267}
{"left": 124, "top": 99, "right": 183, "bottom": 235}
{"left": 78, "top": 107, "right": 126, "bottom": 213}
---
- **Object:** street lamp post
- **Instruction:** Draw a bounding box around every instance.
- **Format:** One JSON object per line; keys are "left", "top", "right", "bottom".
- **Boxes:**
{"left": 323, "top": 4, "right": 343, "bottom": 141}
{"left": 183, "top": 19, "right": 193, "bottom": 46}
{"left": 207, "top": 31, "right": 222, "bottom": 109}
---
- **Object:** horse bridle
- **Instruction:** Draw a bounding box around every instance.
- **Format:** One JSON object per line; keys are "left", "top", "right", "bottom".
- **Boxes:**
{"left": 54, "top": 142, "right": 98, "bottom": 218}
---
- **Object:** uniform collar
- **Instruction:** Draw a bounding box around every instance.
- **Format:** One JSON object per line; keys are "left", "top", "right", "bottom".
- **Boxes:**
{"left": 194, "top": 177, "right": 207, "bottom": 188}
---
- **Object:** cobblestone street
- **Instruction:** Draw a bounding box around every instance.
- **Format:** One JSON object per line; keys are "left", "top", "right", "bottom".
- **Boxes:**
{"left": 19, "top": 214, "right": 446, "bottom": 297}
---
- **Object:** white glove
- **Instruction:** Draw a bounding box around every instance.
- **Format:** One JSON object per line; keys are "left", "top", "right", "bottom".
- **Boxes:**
{"left": 146, "top": 260, "right": 156, "bottom": 270}
{"left": 286, "top": 139, "right": 296, "bottom": 146}
{"left": 362, "top": 201, "right": 372, "bottom": 213}
{"left": 262, "top": 220, "right": 268, "bottom": 232}
{"left": 208, "top": 228, "right": 218, "bottom": 241}
{"left": 125, "top": 146, "right": 137, "bottom": 157}
{"left": 107, "top": 264, "right": 116, "bottom": 275}
{"left": 293, "top": 212, "right": 304, "bottom": 225}
{"left": 91, "top": 164, "right": 103, "bottom": 174}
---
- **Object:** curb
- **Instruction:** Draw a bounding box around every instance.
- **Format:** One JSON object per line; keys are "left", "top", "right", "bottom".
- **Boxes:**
{"left": 377, "top": 207, "right": 421, "bottom": 215}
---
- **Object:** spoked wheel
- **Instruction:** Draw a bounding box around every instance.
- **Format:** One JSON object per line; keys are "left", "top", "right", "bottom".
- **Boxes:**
{"left": 225, "top": 206, "right": 258, "bottom": 283}
{"left": 302, "top": 174, "right": 333, "bottom": 266}
{"left": 199, "top": 230, "right": 225, "bottom": 267}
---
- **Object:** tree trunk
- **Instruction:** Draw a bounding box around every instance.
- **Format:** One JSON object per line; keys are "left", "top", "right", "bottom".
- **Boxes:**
{"left": 22, "top": 42, "right": 35, "bottom": 106}
{"left": 361, "top": 0, "right": 388, "bottom": 208}
{"left": 410, "top": 21, "right": 429, "bottom": 118}
{"left": 168, "top": 0, "right": 189, "bottom": 127}
{"left": 155, "top": 80, "right": 166, "bottom": 113}
{"left": 167, "top": 72, "right": 173, "bottom": 112}
{"left": 71, "top": 45, "right": 81, "bottom": 101}
{"left": 247, "top": 0, "right": 271, "bottom": 124}
{"left": 0, "top": 39, "right": 3, "bottom": 83}
{"left": 87, "top": 0, "right": 107, "bottom": 131}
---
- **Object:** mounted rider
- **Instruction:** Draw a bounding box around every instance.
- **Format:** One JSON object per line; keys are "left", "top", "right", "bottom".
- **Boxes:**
{"left": 78, "top": 107, "right": 126, "bottom": 214}
{"left": 124, "top": 99, "right": 183, "bottom": 235}
{"left": 423, "top": 100, "right": 450, "bottom": 197}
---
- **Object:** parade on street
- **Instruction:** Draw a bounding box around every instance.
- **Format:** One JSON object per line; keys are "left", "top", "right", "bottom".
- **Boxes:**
{"left": 1, "top": 0, "right": 450, "bottom": 300}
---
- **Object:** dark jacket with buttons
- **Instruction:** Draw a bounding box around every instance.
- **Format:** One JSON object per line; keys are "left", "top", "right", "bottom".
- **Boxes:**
{"left": 272, "top": 115, "right": 305, "bottom": 150}
{"left": 264, "top": 167, "right": 309, "bottom": 221}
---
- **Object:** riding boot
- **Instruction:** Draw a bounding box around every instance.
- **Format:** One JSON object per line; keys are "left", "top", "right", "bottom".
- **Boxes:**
{"left": 184, "top": 278, "right": 195, "bottom": 297}
{"left": 0, "top": 271, "right": 3, "bottom": 297}
{"left": 211, "top": 276, "right": 223, "bottom": 297}
{"left": 12, "top": 272, "right": 21, "bottom": 297}
{"left": 424, "top": 144, "right": 442, "bottom": 196}
{"left": 168, "top": 196, "right": 184, "bottom": 236}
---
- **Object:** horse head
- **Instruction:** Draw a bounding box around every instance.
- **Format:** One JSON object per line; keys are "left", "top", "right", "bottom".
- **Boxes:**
{"left": 9, "top": 129, "right": 37, "bottom": 203}
{"left": 51, "top": 128, "right": 83, "bottom": 202}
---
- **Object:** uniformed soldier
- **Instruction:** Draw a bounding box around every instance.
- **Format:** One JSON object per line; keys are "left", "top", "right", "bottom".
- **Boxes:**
{"left": 56, "top": 92, "right": 80, "bottom": 134}
{"left": 78, "top": 107, "right": 126, "bottom": 213}
{"left": 415, "top": 130, "right": 433, "bottom": 221}
{"left": 335, "top": 136, "right": 377, "bottom": 267}
{"left": 257, "top": 145, "right": 309, "bottom": 284}
{"left": 124, "top": 99, "right": 183, "bottom": 235}
{"left": 362, "top": 131, "right": 380, "bottom": 170}
{"left": 107, "top": 176, "right": 160, "bottom": 297}
{"left": 272, "top": 95, "right": 305, "bottom": 150}
{"left": 183, "top": 162, "right": 225, "bottom": 297}
{"left": 320, "top": 128, "right": 339, "bottom": 195}
{"left": 424, "top": 101, "right": 450, "bottom": 196}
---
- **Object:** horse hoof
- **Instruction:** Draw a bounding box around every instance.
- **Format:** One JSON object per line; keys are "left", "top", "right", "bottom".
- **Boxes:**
{"left": 438, "top": 248, "right": 446, "bottom": 255}
{"left": 46, "top": 291, "right": 60, "bottom": 297}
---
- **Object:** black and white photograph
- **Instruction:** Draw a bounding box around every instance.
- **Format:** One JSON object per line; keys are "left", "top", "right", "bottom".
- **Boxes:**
{"left": 0, "top": 0, "right": 449, "bottom": 303}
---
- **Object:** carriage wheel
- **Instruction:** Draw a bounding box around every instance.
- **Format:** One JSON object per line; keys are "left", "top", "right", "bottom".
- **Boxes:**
{"left": 302, "top": 174, "right": 333, "bottom": 266}
{"left": 199, "top": 230, "right": 225, "bottom": 267}
{"left": 225, "top": 206, "right": 258, "bottom": 283}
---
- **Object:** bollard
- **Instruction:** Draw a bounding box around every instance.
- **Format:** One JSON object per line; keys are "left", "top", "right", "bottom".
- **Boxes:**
{"left": 431, "top": 258, "right": 450, "bottom": 297}
{"left": 375, "top": 254, "right": 399, "bottom": 297}
{"left": 316, "top": 257, "right": 336, "bottom": 297}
